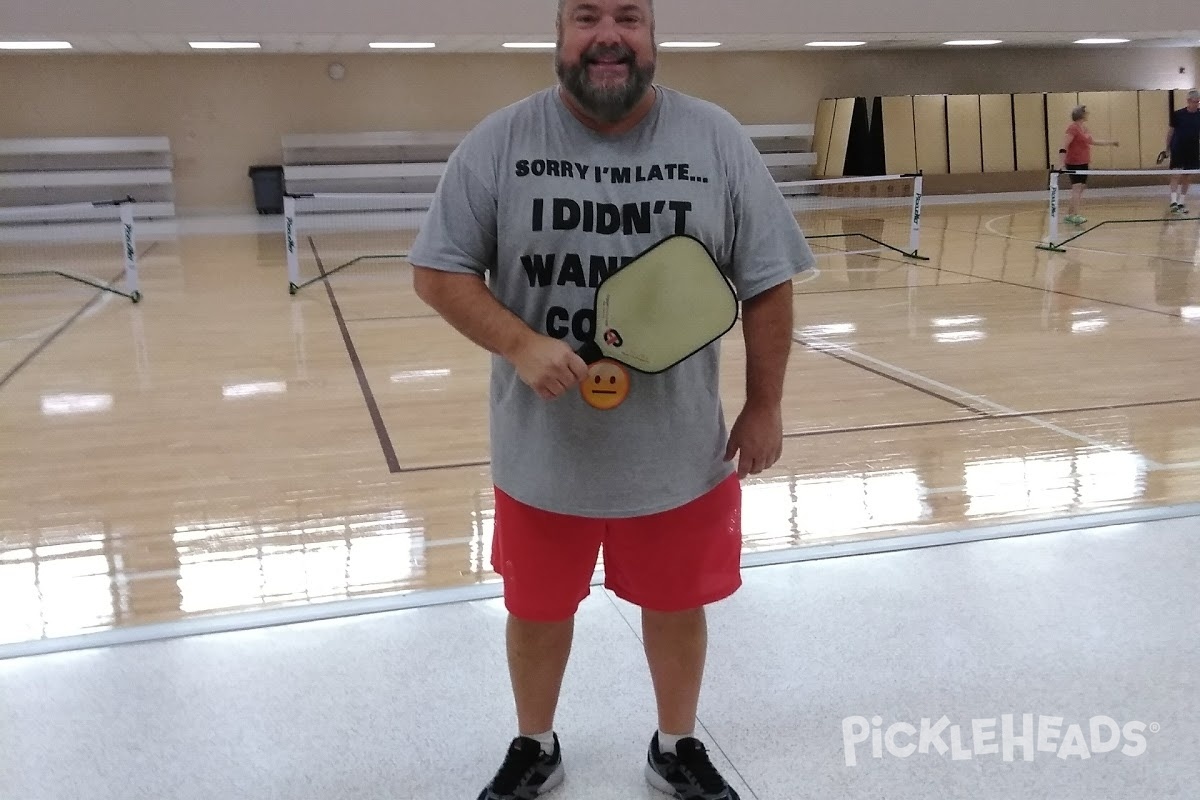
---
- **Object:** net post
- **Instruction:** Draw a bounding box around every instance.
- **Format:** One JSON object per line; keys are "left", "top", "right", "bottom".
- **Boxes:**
{"left": 284, "top": 194, "right": 300, "bottom": 294}
{"left": 907, "top": 172, "right": 923, "bottom": 257}
{"left": 119, "top": 199, "right": 141, "bottom": 302}
{"left": 1038, "top": 169, "right": 1065, "bottom": 252}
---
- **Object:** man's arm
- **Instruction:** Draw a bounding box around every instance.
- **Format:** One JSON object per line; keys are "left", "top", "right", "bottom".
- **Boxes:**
{"left": 740, "top": 280, "right": 794, "bottom": 409}
{"left": 722, "top": 279, "right": 795, "bottom": 478}
{"left": 412, "top": 267, "right": 534, "bottom": 359}
{"left": 412, "top": 266, "right": 589, "bottom": 400}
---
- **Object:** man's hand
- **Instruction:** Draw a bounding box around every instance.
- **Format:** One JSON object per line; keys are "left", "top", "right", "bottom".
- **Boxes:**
{"left": 508, "top": 333, "right": 591, "bottom": 400}
{"left": 724, "top": 399, "right": 784, "bottom": 478}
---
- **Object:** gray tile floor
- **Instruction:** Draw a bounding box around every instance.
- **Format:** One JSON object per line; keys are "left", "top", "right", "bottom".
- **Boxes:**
{"left": 2, "top": 515, "right": 1197, "bottom": 799}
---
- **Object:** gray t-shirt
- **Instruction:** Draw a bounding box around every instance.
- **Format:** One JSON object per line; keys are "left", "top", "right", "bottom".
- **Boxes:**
{"left": 409, "top": 84, "right": 814, "bottom": 517}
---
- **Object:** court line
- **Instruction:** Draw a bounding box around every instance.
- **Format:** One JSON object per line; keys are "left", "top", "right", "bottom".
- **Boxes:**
{"left": 343, "top": 313, "right": 441, "bottom": 323}
{"left": 309, "top": 236, "right": 402, "bottom": 473}
{"left": 982, "top": 210, "right": 1200, "bottom": 265}
{"left": 794, "top": 333, "right": 987, "bottom": 416}
{"left": 795, "top": 279, "right": 987, "bottom": 297}
{"left": 937, "top": 262, "right": 1188, "bottom": 319}
{"left": 783, "top": 396, "right": 1200, "bottom": 440}
{"left": 0, "top": 268, "right": 129, "bottom": 392}
{"left": 881, "top": 221, "right": 1192, "bottom": 319}
{"left": 794, "top": 331, "right": 1167, "bottom": 469}
{"left": 6, "top": 499, "right": 1199, "bottom": 661}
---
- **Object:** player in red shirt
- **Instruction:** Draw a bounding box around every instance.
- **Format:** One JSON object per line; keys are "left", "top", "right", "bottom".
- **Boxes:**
{"left": 1057, "top": 105, "right": 1120, "bottom": 225}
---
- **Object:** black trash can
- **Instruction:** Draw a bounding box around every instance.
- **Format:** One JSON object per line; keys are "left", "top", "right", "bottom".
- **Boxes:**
{"left": 248, "top": 165, "right": 285, "bottom": 215}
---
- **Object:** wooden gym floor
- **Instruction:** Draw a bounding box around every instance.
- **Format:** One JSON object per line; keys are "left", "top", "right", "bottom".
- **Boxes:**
{"left": 2, "top": 189, "right": 1199, "bottom": 653}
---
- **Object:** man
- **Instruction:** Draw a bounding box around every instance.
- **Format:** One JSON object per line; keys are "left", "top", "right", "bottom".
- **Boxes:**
{"left": 1167, "top": 89, "right": 1200, "bottom": 215}
{"left": 409, "top": 1, "right": 813, "bottom": 797}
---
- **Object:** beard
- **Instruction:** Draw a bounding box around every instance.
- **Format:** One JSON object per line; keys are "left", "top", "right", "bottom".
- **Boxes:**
{"left": 555, "top": 42, "right": 656, "bottom": 123}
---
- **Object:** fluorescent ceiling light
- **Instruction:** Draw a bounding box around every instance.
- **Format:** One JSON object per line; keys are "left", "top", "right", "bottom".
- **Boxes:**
{"left": 660, "top": 41, "right": 721, "bottom": 48}
{"left": 1074, "top": 38, "right": 1129, "bottom": 44}
{"left": 502, "top": 42, "right": 556, "bottom": 49}
{"left": 188, "top": 41, "right": 261, "bottom": 49}
{"left": 369, "top": 42, "right": 436, "bottom": 49}
{"left": 805, "top": 41, "right": 867, "bottom": 47}
{"left": 943, "top": 39, "right": 1002, "bottom": 46}
{"left": 0, "top": 41, "right": 72, "bottom": 50}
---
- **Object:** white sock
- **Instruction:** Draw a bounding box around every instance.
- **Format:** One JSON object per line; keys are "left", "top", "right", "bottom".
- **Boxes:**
{"left": 658, "top": 730, "right": 693, "bottom": 754}
{"left": 1171, "top": 191, "right": 1178, "bottom": 203}
{"left": 524, "top": 730, "right": 556, "bottom": 754}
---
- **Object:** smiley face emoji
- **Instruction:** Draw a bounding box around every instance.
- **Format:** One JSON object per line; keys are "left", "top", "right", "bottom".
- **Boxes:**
{"left": 580, "top": 359, "right": 630, "bottom": 410}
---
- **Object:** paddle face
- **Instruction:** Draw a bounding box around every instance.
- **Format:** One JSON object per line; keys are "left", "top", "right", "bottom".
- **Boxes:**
{"left": 575, "top": 235, "right": 738, "bottom": 374}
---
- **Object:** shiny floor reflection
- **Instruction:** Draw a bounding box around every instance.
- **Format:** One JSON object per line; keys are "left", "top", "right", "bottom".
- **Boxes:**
{"left": 2, "top": 198, "right": 1199, "bottom": 647}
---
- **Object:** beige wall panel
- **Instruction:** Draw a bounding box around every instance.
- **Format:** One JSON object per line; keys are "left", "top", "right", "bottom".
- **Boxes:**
{"left": 812, "top": 98, "right": 837, "bottom": 177}
{"left": 823, "top": 97, "right": 856, "bottom": 178}
{"left": 979, "top": 94, "right": 1016, "bottom": 172}
{"left": 947, "top": 94, "right": 983, "bottom": 174}
{"left": 1106, "top": 91, "right": 1142, "bottom": 169}
{"left": 1013, "top": 93, "right": 1048, "bottom": 171}
{"left": 881, "top": 96, "right": 918, "bottom": 175}
{"left": 913, "top": 94, "right": 949, "bottom": 175}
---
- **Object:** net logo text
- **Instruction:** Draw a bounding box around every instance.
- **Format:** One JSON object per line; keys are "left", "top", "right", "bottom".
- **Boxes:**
{"left": 841, "top": 714, "right": 1157, "bottom": 766}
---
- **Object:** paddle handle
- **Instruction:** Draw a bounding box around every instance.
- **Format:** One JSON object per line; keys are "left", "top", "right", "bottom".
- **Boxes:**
{"left": 576, "top": 340, "right": 604, "bottom": 365}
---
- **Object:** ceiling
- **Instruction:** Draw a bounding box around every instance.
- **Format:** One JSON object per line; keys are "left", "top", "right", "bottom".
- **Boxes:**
{"left": 4, "top": 31, "right": 1200, "bottom": 54}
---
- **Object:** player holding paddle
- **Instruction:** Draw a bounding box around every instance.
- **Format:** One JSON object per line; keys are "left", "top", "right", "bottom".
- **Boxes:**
{"left": 410, "top": 1, "right": 813, "bottom": 797}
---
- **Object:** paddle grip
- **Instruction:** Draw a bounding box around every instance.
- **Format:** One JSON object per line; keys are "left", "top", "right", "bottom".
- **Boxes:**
{"left": 575, "top": 340, "right": 604, "bottom": 365}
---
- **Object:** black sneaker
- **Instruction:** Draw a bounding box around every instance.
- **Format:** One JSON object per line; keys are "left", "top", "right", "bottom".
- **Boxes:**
{"left": 645, "top": 732, "right": 740, "bottom": 799}
{"left": 476, "top": 735, "right": 564, "bottom": 799}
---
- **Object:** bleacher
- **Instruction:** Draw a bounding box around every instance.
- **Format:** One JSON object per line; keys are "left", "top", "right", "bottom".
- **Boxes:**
{"left": 282, "top": 124, "right": 816, "bottom": 210}
{"left": 0, "top": 136, "right": 176, "bottom": 223}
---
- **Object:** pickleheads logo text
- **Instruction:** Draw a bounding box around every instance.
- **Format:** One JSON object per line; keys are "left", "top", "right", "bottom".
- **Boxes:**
{"left": 841, "top": 714, "right": 1158, "bottom": 766}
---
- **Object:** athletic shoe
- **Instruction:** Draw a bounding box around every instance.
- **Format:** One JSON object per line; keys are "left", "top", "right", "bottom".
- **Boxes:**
{"left": 1170, "top": 202, "right": 1182, "bottom": 213}
{"left": 476, "top": 735, "right": 564, "bottom": 800}
{"left": 645, "top": 732, "right": 740, "bottom": 799}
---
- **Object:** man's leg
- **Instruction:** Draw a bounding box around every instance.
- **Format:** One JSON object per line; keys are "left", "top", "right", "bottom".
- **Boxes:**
{"left": 509, "top": 614, "right": 575, "bottom": 735}
{"left": 477, "top": 488, "right": 603, "bottom": 799}
{"left": 603, "top": 474, "right": 744, "bottom": 799}
{"left": 642, "top": 606, "right": 707, "bottom": 735}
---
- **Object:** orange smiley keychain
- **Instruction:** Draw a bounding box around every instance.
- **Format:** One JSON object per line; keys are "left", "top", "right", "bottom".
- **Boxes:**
{"left": 580, "top": 359, "right": 630, "bottom": 410}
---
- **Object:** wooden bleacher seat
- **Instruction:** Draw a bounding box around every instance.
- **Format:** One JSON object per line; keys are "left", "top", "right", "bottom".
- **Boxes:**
{"left": 0, "top": 137, "right": 175, "bottom": 222}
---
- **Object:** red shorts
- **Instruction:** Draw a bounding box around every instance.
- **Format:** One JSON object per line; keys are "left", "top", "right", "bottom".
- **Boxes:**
{"left": 490, "top": 474, "right": 743, "bottom": 621}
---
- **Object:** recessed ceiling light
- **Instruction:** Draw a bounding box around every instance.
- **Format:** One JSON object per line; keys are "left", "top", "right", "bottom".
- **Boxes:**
{"left": 502, "top": 42, "right": 556, "bottom": 49}
{"left": 1074, "top": 38, "right": 1130, "bottom": 44}
{"left": 188, "top": 41, "right": 261, "bottom": 49}
{"left": 943, "top": 39, "right": 1003, "bottom": 46}
{"left": 660, "top": 41, "right": 722, "bottom": 48}
{"left": 369, "top": 42, "right": 436, "bottom": 49}
{"left": 805, "top": 41, "right": 867, "bottom": 47}
{"left": 0, "top": 41, "right": 72, "bottom": 50}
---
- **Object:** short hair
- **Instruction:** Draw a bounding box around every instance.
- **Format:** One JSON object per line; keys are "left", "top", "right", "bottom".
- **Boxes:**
{"left": 1071, "top": 105, "right": 1087, "bottom": 121}
{"left": 1188, "top": 89, "right": 1200, "bottom": 101}
{"left": 557, "top": 0, "right": 655, "bottom": 18}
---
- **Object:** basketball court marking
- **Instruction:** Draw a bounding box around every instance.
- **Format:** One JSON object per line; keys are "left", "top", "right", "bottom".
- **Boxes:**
{"left": 793, "top": 329, "right": 1167, "bottom": 470}
{"left": 983, "top": 210, "right": 1200, "bottom": 264}
{"left": 0, "top": 268, "right": 126, "bottom": 391}
{"left": 0, "top": 283, "right": 119, "bottom": 347}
